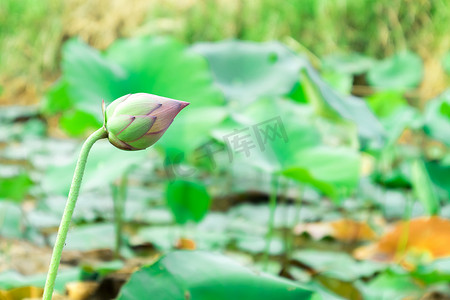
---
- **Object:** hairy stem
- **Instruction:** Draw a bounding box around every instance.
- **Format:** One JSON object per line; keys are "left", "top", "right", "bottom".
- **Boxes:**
{"left": 43, "top": 128, "right": 107, "bottom": 300}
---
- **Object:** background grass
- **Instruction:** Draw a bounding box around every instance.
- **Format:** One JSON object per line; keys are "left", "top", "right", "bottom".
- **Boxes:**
{"left": 0, "top": 0, "right": 449, "bottom": 105}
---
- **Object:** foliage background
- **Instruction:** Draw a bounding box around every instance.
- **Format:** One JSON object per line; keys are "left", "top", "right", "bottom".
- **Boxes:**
{"left": 1, "top": 0, "right": 449, "bottom": 106}
{"left": 1, "top": 1, "right": 450, "bottom": 299}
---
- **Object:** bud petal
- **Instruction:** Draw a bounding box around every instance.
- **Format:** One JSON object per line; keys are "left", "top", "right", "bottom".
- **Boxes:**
{"left": 127, "top": 132, "right": 162, "bottom": 150}
{"left": 105, "top": 94, "right": 130, "bottom": 120}
{"left": 113, "top": 94, "right": 162, "bottom": 116}
{"left": 148, "top": 101, "right": 188, "bottom": 133}
{"left": 104, "top": 93, "right": 189, "bottom": 151}
{"left": 106, "top": 114, "right": 133, "bottom": 136}
{"left": 108, "top": 132, "right": 138, "bottom": 151}
{"left": 119, "top": 115, "right": 156, "bottom": 142}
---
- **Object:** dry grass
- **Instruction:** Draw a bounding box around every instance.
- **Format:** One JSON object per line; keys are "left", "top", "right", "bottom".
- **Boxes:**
{"left": 63, "top": 0, "right": 153, "bottom": 50}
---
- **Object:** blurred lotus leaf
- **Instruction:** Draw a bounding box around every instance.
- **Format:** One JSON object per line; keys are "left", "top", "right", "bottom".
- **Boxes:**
{"left": 166, "top": 179, "right": 211, "bottom": 225}
{"left": 0, "top": 171, "right": 32, "bottom": 202}
{"left": 322, "top": 53, "right": 376, "bottom": 75}
{"left": 424, "top": 89, "right": 450, "bottom": 147}
{"left": 367, "top": 50, "right": 423, "bottom": 90}
{"left": 41, "top": 36, "right": 224, "bottom": 138}
{"left": 118, "top": 251, "right": 315, "bottom": 300}
{"left": 193, "top": 40, "right": 384, "bottom": 147}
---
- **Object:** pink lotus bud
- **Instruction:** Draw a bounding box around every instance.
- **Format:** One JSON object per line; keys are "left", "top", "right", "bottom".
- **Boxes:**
{"left": 103, "top": 93, "right": 189, "bottom": 151}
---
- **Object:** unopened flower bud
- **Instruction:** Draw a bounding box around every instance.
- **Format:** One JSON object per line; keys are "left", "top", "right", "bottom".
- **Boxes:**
{"left": 103, "top": 93, "right": 189, "bottom": 151}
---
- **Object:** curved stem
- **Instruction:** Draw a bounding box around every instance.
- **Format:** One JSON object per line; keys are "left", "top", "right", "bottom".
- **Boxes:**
{"left": 43, "top": 128, "right": 107, "bottom": 300}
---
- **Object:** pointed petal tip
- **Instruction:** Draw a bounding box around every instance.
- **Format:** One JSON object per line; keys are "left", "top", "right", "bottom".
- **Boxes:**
{"left": 179, "top": 101, "right": 190, "bottom": 108}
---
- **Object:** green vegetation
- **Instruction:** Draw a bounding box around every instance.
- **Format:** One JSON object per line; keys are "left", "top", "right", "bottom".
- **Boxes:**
{"left": 1, "top": 1, "right": 450, "bottom": 300}
{"left": 1, "top": 0, "right": 449, "bottom": 103}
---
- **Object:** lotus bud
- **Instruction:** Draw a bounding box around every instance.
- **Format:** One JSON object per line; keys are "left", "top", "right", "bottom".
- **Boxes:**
{"left": 103, "top": 93, "right": 189, "bottom": 151}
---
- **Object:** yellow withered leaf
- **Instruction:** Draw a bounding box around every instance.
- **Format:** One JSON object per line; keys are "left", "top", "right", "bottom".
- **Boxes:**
{"left": 354, "top": 216, "right": 450, "bottom": 266}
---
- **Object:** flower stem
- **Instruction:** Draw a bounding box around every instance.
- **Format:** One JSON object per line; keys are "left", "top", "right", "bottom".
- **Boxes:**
{"left": 43, "top": 128, "right": 107, "bottom": 300}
